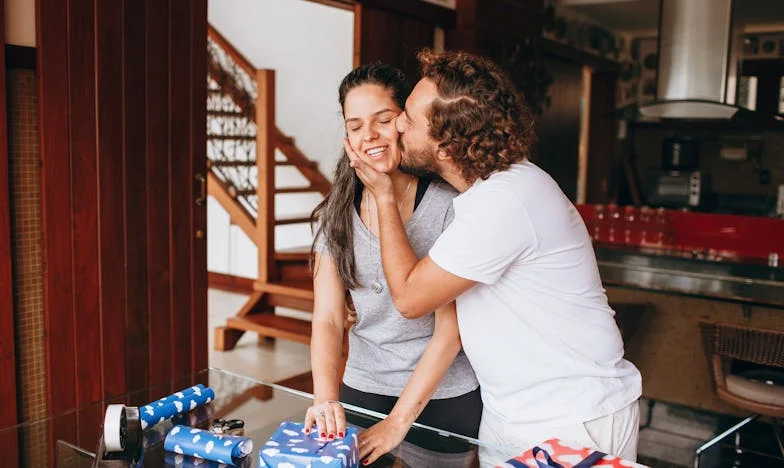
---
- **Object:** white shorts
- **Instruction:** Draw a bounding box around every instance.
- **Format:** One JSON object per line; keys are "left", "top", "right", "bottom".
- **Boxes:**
{"left": 478, "top": 400, "right": 640, "bottom": 467}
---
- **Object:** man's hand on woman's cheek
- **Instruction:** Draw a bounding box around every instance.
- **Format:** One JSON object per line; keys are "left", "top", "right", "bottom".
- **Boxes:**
{"left": 344, "top": 138, "right": 394, "bottom": 200}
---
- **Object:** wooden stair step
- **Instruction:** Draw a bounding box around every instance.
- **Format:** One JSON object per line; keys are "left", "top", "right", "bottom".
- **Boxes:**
{"left": 275, "top": 246, "right": 311, "bottom": 262}
{"left": 235, "top": 186, "right": 320, "bottom": 197}
{"left": 207, "top": 110, "right": 249, "bottom": 118}
{"left": 256, "top": 281, "right": 313, "bottom": 300}
{"left": 207, "top": 134, "right": 256, "bottom": 141}
{"left": 274, "top": 215, "right": 312, "bottom": 226}
{"left": 208, "top": 160, "right": 256, "bottom": 168}
{"left": 227, "top": 314, "right": 312, "bottom": 345}
{"left": 275, "top": 186, "right": 321, "bottom": 194}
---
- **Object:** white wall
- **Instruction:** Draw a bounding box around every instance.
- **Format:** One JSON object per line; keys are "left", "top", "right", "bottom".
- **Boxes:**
{"left": 208, "top": 0, "right": 353, "bottom": 277}
{"left": 5, "top": 0, "right": 36, "bottom": 46}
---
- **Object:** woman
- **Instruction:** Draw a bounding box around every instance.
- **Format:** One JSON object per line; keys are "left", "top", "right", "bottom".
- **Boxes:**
{"left": 306, "top": 63, "right": 481, "bottom": 465}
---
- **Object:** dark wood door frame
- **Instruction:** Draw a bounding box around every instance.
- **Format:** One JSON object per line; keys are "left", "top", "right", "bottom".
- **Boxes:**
{"left": 0, "top": 0, "right": 20, "bottom": 433}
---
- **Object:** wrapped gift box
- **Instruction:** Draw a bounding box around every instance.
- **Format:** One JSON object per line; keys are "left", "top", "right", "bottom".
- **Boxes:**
{"left": 259, "top": 422, "right": 359, "bottom": 468}
{"left": 498, "top": 438, "right": 649, "bottom": 468}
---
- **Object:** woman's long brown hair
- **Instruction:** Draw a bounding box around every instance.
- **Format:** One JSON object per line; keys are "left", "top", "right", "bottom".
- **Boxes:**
{"left": 310, "top": 63, "right": 411, "bottom": 288}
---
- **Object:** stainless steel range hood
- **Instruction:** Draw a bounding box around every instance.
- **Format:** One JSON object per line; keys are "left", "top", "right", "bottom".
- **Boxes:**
{"left": 619, "top": 0, "right": 779, "bottom": 122}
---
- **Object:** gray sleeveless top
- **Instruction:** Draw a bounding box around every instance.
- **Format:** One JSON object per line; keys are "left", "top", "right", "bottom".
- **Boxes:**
{"left": 317, "top": 180, "right": 478, "bottom": 399}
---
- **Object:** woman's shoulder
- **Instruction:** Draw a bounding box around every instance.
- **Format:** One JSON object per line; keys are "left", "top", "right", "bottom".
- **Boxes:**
{"left": 424, "top": 178, "right": 459, "bottom": 204}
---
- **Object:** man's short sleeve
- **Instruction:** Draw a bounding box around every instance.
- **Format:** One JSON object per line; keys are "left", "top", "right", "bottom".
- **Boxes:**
{"left": 443, "top": 200, "right": 455, "bottom": 231}
{"left": 429, "top": 189, "right": 536, "bottom": 284}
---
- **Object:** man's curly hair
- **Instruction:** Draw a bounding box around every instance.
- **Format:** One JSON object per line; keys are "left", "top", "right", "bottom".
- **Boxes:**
{"left": 418, "top": 49, "right": 536, "bottom": 181}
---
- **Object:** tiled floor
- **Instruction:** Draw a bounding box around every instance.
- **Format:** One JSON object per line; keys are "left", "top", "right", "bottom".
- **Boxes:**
{"left": 207, "top": 289, "right": 784, "bottom": 467}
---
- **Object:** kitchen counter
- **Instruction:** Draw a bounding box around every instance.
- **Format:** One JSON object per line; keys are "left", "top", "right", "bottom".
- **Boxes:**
{"left": 595, "top": 245, "right": 784, "bottom": 308}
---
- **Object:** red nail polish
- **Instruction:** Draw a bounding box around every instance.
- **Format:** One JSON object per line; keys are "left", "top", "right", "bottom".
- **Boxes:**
{"left": 328, "top": 434, "right": 334, "bottom": 439}
{"left": 305, "top": 428, "right": 310, "bottom": 434}
{"left": 338, "top": 432, "right": 344, "bottom": 438}
{"left": 321, "top": 432, "right": 326, "bottom": 438}
{"left": 363, "top": 460, "right": 370, "bottom": 465}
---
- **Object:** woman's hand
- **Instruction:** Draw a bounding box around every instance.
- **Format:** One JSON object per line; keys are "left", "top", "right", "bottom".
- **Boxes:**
{"left": 303, "top": 400, "right": 347, "bottom": 441}
{"left": 344, "top": 139, "right": 394, "bottom": 201}
{"left": 358, "top": 416, "right": 410, "bottom": 465}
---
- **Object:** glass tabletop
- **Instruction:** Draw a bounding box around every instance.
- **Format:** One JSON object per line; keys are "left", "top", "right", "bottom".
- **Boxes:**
{"left": 0, "top": 368, "right": 489, "bottom": 467}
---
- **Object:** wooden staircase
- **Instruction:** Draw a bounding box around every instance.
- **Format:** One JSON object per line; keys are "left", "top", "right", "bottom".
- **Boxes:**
{"left": 206, "top": 25, "right": 338, "bottom": 352}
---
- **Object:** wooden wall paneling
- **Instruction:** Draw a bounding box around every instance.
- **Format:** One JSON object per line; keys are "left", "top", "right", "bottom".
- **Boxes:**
{"left": 476, "top": 0, "right": 543, "bottom": 41}
{"left": 146, "top": 0, "right": 173, "bottom": 388}
{"left": 169, "top": 0, "right": 193, "bottom": 378}
{"left": 0, "top": 1, "right": 20, "bottom": 459}
{"left": 358, "top": 6, "right": 435, "bottom": 82}
{"left": 359, "top": 0, "right": 454, "bottom": 27}
{"left": 37, "top": 0, "right": 77, "bottom": 417}
{"left": 586, "top": 70, "right": 618, "bottom": 204}
{"left": 353, "top": 3, "right": 362, "bottom": 68}
{"left": 124, "top": 0, "right": 151, "bottom": 395}
{"left": 97, "top": 0, "right": 128, "bottom": 402}
{"left": 401, "top": 16, "right": 436, "bottom": 81}
{"left": 535, "top": 55, "right": 583, "bottom": 201}
{"left": 190, "top": 0, "right": 209, "bottom": 372}
{"left": 68, "top": 0, "right": 101, "bottom": 447}
{"left": 38, "top": 0, "right": 78, "bottom": 458}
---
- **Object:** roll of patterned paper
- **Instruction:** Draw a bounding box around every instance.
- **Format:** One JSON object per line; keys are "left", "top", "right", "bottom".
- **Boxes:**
{"left": 164, "top": 451, "right": 252, "bottom": 468}
{"left": 152, "top": 385, "right": 207, "bottom": 408}
{"left": 143, "top": 404, "right": 215, "bottom": 449}
{"left": 140, "top": 386, "right": 215, "bottom": 430}
{"left": 164, "top": 425, "right": 253, "bottom": 466}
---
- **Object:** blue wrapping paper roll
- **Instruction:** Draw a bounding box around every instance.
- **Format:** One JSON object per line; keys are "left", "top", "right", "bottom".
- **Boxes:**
{"left": 153, "top": 385, "right": 207, "bottom": 408}
{"left": 164, "top": 425, "right": 253, "bottom": 466}
{"left": 140, "top": 386, "right": 215, "bottom": 430}
{"left": 259, "top": 422, "right": 359, "bottom": 468}
{"left": 164, "top": 451, "right": 252, "bottom": 468}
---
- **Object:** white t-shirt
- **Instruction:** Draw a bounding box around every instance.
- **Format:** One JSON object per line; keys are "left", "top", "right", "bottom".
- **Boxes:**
{"left": 429, "top": 161, "right": 641, "bottom": 427}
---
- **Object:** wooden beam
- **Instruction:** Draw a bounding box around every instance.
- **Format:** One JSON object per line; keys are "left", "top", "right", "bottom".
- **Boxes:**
{"left": 170, "top": 0, "right": 194, "bottom": 385}
{"left": 38, "top": 0, "right": 78, "bottom": 417}
{"left": 256, "top": 69, "right": 277, "bottom": 283}
{"left": 191, "top": 0, "right": 209, "bottom": 374}
{"left": 123, "top": 0, "right": 150, "bottom": 395}
{"left": 0, "top": 0, "right": 20, "bottom": 442}
{"left": 208, "top": 272, "right": 255, "bottom": 294}
{"left": 96, "top": 0, "right": 128, "bottom": 401}
{"left": 206, "top": 171, "right": 257, "bottom": 241}
{"left": 145, "top": 0, "right": 173, "bottom": 388}
{"left": 207, "top": 25, "right": 255, "bottom": 77}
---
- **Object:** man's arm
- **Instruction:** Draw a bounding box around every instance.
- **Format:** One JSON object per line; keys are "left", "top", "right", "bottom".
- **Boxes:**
{"left": 374, "top": 194, "right": 475, "bottom": 318}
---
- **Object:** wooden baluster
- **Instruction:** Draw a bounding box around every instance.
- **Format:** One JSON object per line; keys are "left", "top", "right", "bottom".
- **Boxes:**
{"left": 256, "top": 69, "right": 277, "bottom": 284}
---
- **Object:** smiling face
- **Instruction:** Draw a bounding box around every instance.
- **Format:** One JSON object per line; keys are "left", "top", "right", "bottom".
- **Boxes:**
{"left": 343, "top": 83, "right": 402, "bottom": 173}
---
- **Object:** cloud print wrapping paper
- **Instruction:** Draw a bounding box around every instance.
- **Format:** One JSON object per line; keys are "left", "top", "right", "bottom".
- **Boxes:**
{"left": 140, "top": 385, "right": 215, "bottom": 430}
{"left": 163, "top": 425, "right": 253, "bottom": 466}
{"left": 259, "top": 422, "right": 359, "bottom": 468}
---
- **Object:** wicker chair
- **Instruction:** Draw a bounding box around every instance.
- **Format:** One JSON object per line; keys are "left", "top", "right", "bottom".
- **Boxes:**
{"left": 695, "top": 321, "right": 784, "bottom": 468}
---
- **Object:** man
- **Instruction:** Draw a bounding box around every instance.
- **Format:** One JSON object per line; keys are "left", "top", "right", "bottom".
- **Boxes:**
{"left": 347, "top": 49, "right": 642, "bottom": 466}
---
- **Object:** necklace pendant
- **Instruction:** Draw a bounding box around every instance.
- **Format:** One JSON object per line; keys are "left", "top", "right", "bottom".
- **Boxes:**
{"left": 371, "top": 281, "right": 384, "bottom": 294}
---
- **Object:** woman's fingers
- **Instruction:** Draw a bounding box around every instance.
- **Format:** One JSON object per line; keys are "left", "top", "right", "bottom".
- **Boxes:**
{"left": 305, "top": 402, "right": 348, "bottom": 439}
{"left": 323, "top": 405, "right": 337, "bottom": 439}
{"left": 303, "top": 409, "right": 316, "bottom": 435}
{"left": 332, "top": 405, "right": 347, "bottom": 438}
{"left": 314, "top": 409, "right": 327, "bottom": 438}
{"left": 362, "top": 446, "right": 383, "bottom": 466}
{"left": 344, "top": 138, "right": 360, "bottom": 162}
{"left": 358, "top": 435, "right": 373, "bottom": 459}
